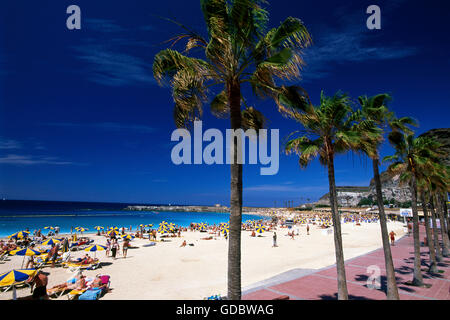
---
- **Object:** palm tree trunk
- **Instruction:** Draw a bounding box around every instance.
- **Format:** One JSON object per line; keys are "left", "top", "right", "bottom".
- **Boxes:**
{"left": 372, "top": 157, "right": 399, "bottom": 299}
{"left": 420, "top": 193, "right": 438, "bottom": 274}
{"left": 430, "top": 197, "right": 443, "bottom": 262}
{"left": 326, "top": 144, "right": 348, "bottom": 300}
{"left": 227, "top": 79, "right": 243, "bottom": 300}
{"left": 436, "top": 193, "right": 450, "bottom": 257}
{"left": 409, "top": 175, "right": 424, "bottom": 286}
{"left": 443, "top": 197, "right": 450, "bottom": 239}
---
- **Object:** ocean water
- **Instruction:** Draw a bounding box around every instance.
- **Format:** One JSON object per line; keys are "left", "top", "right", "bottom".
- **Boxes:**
{"left": 0, "top": 200, "right": 266, "bottom": 237}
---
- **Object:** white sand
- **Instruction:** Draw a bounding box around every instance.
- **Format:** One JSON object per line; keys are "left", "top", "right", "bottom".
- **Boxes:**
{"left": 0, "top": 221, "right": 405, "bottom": 300}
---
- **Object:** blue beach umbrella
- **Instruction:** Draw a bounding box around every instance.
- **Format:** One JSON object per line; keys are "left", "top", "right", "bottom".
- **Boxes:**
{"left": 84, "top": 244, "right": 107, "bottom": 258}
{"left": 0, "top": 268, "right": 37, "bottom": 299}
{"left": 8, "top": 231, "right": 30, "bottom": 240}
{"left": 255, "top": 224, "right": 267, "bottom": 234}
{"left": 42, "top": 238, "right": 61, "bottom": 246}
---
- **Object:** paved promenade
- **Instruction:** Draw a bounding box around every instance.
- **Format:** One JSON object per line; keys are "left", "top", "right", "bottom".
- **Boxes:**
{"left": 243, "top": 226, "right": 450, "bottom": 300}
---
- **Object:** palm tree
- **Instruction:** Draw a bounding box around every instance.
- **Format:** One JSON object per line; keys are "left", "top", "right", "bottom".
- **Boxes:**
{"left": 432, "top": 178, "right": 450, "bottom": 257}
{"left": 384, "top": 133, "right": 444, "bottom": 286}
{"left": 153, "top": 0, "right": 311, "bottom": 300}
{"left": 418, "top": 178, "right": 439, "bottom": 274}
{"left": 284, "top": 91, "right": 379, "bottom": 299}
{"left": 357, "top": 94, "right": 417, "bottom": 299}
{"left": 430, "top": 193, "right": 444, "bottom": 262}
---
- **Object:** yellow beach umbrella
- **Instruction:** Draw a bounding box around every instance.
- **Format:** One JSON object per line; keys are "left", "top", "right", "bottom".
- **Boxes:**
{"left": 8, "top": 231, "right": 30, "bottom": 240}
{"left": 255, "top": 224, "right": 267, "bottom": 234}
{"left": 10, "top": 248, "right": 41, "bottom": 268}
{"left": 107, "top": 230, "right": 119, "bottom": 237}
{"left": 0, "top": 268, "right": 37, "bottom": 299}
{"left": 121, "top": 234, "right": 135, "bottom": 240}
{"left": 42, "top": 238, "right": 61, "bottom": 246}
{"left": 84, "top": 244, "right": 106, "bottom": 258}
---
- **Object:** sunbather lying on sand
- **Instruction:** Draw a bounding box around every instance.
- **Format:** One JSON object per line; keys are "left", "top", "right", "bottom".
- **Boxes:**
{"left": 200, "top": 236, "right": 213, "bottom": 240}
{"left": 89, "top": 275, "right": 109, "bottom": 290}
{"left": 49, "top": 274, "right": 87, "bottom": 292}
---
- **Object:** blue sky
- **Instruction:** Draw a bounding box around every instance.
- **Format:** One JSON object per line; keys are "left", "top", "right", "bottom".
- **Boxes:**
{"left": 0, "top": 0, "right": 449, "bottom": 206}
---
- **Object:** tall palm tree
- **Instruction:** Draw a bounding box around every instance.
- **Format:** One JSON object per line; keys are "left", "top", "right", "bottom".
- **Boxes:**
{"left": 418, "top": 177, "right": 440, "bottom": 274}
{"left": 153, "top": 0, "right": 312, "bottom": 300}
{"left": 285, "top": 91, "right": 379, "bottom": 299}
{"left": 384, "top": 134, "right": 444, "bottom": 286}
{"left": 430, "top": 194, "right": 444, "bottom": 262}
{"left": 357, "top": 94, "right": 417, "bottom": 299}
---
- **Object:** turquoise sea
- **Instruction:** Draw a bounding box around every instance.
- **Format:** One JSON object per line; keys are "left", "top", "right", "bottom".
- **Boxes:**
{"left": 0, "top": 200, "right": 266, "bottom": 237}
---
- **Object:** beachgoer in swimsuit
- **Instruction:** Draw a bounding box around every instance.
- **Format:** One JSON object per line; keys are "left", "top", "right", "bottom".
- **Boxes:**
{"left": 123, "top": 239, "right": 129, "bottom": 258}
{"left": 28, "top": 271, "right": 49, "bottom": 300}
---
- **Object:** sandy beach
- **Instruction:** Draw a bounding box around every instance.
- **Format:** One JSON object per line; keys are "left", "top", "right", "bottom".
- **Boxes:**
{"left": 0, "top": 220, "right": 406, "bottom": 300}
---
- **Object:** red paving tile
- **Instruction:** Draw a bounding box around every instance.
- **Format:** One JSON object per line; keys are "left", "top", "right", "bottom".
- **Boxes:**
{"left": 243, "top": 225, "right": 450, "bottom": 300}
{"left": 242, "top": 289, "right": 288, "bottom": 300}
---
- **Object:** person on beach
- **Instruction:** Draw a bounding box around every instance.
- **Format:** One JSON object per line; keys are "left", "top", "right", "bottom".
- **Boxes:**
{"left": 49, "top": 272, "right": 86, "bottom": 292}
{"left": 62, "top": 237, "right": 69, "bottom": 253}
{"left": 25, "top": 244, "right": 36, "bottom": 269}
{"left": 389, "top": 231, "right": 396, "bottom": 246}
{"left": 122, "top": 238, "right": 129, "bottom": 258}
{"left": 180, "top": 240, "right": 187, "bottom": 247}
{"left": 46, "top": 244, "right": 59, "bottom": 268}
{"left": 306, "top": 224, "right": 310, "bottom": 235}
{"left": 111, "top": 239, "right": 119, "bottom": 259}
{"left": 27, "top": 271, "right": 49, "bottom": 300}
{"left": 273, "top": 232, "right": 278, "bottom": 247}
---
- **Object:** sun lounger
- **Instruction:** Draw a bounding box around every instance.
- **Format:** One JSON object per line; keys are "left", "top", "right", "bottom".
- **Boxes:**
{"left": 63, "top": 259, "right": 100, "bottom": 272}
{"left": 0, "top": 280, "right": 31, "bottom": 293}
{"left": 47, "top": 287, "right": 72, "bottom": 298}
{"left": 78, "top": 288, "right": 102, "bottom": 300}
{"left": 67, "top": 288, "right": 87, "bottom": 300}
{"left": 0, "top": 252, "right": 9, "bottom": 262}
{"left": 80, "top": 275, "right": 110, "bottom": 300}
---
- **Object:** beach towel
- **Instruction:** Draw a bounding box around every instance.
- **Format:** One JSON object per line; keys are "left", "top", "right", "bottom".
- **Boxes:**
{"left": 99, "top": 275, "right": 110, "bottom": 286}
{"left": 78, "top": 288, "right": 102, "bottom": 300}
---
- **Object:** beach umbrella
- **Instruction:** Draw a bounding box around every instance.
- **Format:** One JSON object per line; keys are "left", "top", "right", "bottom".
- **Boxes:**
{"left": 107, "top": 230, "right": 119, "bottom": 237}
{"left": 8, "top": 231, "right": 30, "bottom": 240}
{"left": 198, "top": 223, "right": 207, "bottom": 232}
{"left": 84, "top": 244, "right": 106, "bottom": 258}
{"left": 94, "top": 226, "right": 104, "bottom": 230}
{"left": 159, "top": 221, "right": 169, "bottom": 228}
{"left": 121, "top": 234, "right": 134, "bottom": 240}
{"left": 255, "top": 224, "right": 267, "bottom": 234}
{"left": 108, "top": 227, "right": 119, "bottom": 231}
{"left": 158, "top": 225, "right": 169, "bottom": 235}
{"left": 10, "top": 247, "right": 42, "bottom": 268}
{"left": 0, "top": 268, "right": 37, "bottom": 299}
{"left": 220, "top": 223, "right": 229, "bottom": 235}
{"left": 44, "top": 226, "right": 54, "bottom": 230}
{"left": 146, "top": 224, "right": 153, "bottom": 228}
{"left": 42, "top": 238, "right": 61, "bottom": 246}
{"left": 75, "top": 227, "right": 88, "bottom": 233}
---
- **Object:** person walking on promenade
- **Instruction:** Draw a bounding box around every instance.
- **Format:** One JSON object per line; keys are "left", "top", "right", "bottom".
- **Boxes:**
{"left": 389, "top": 231, "right": 396, "bottom": 246}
